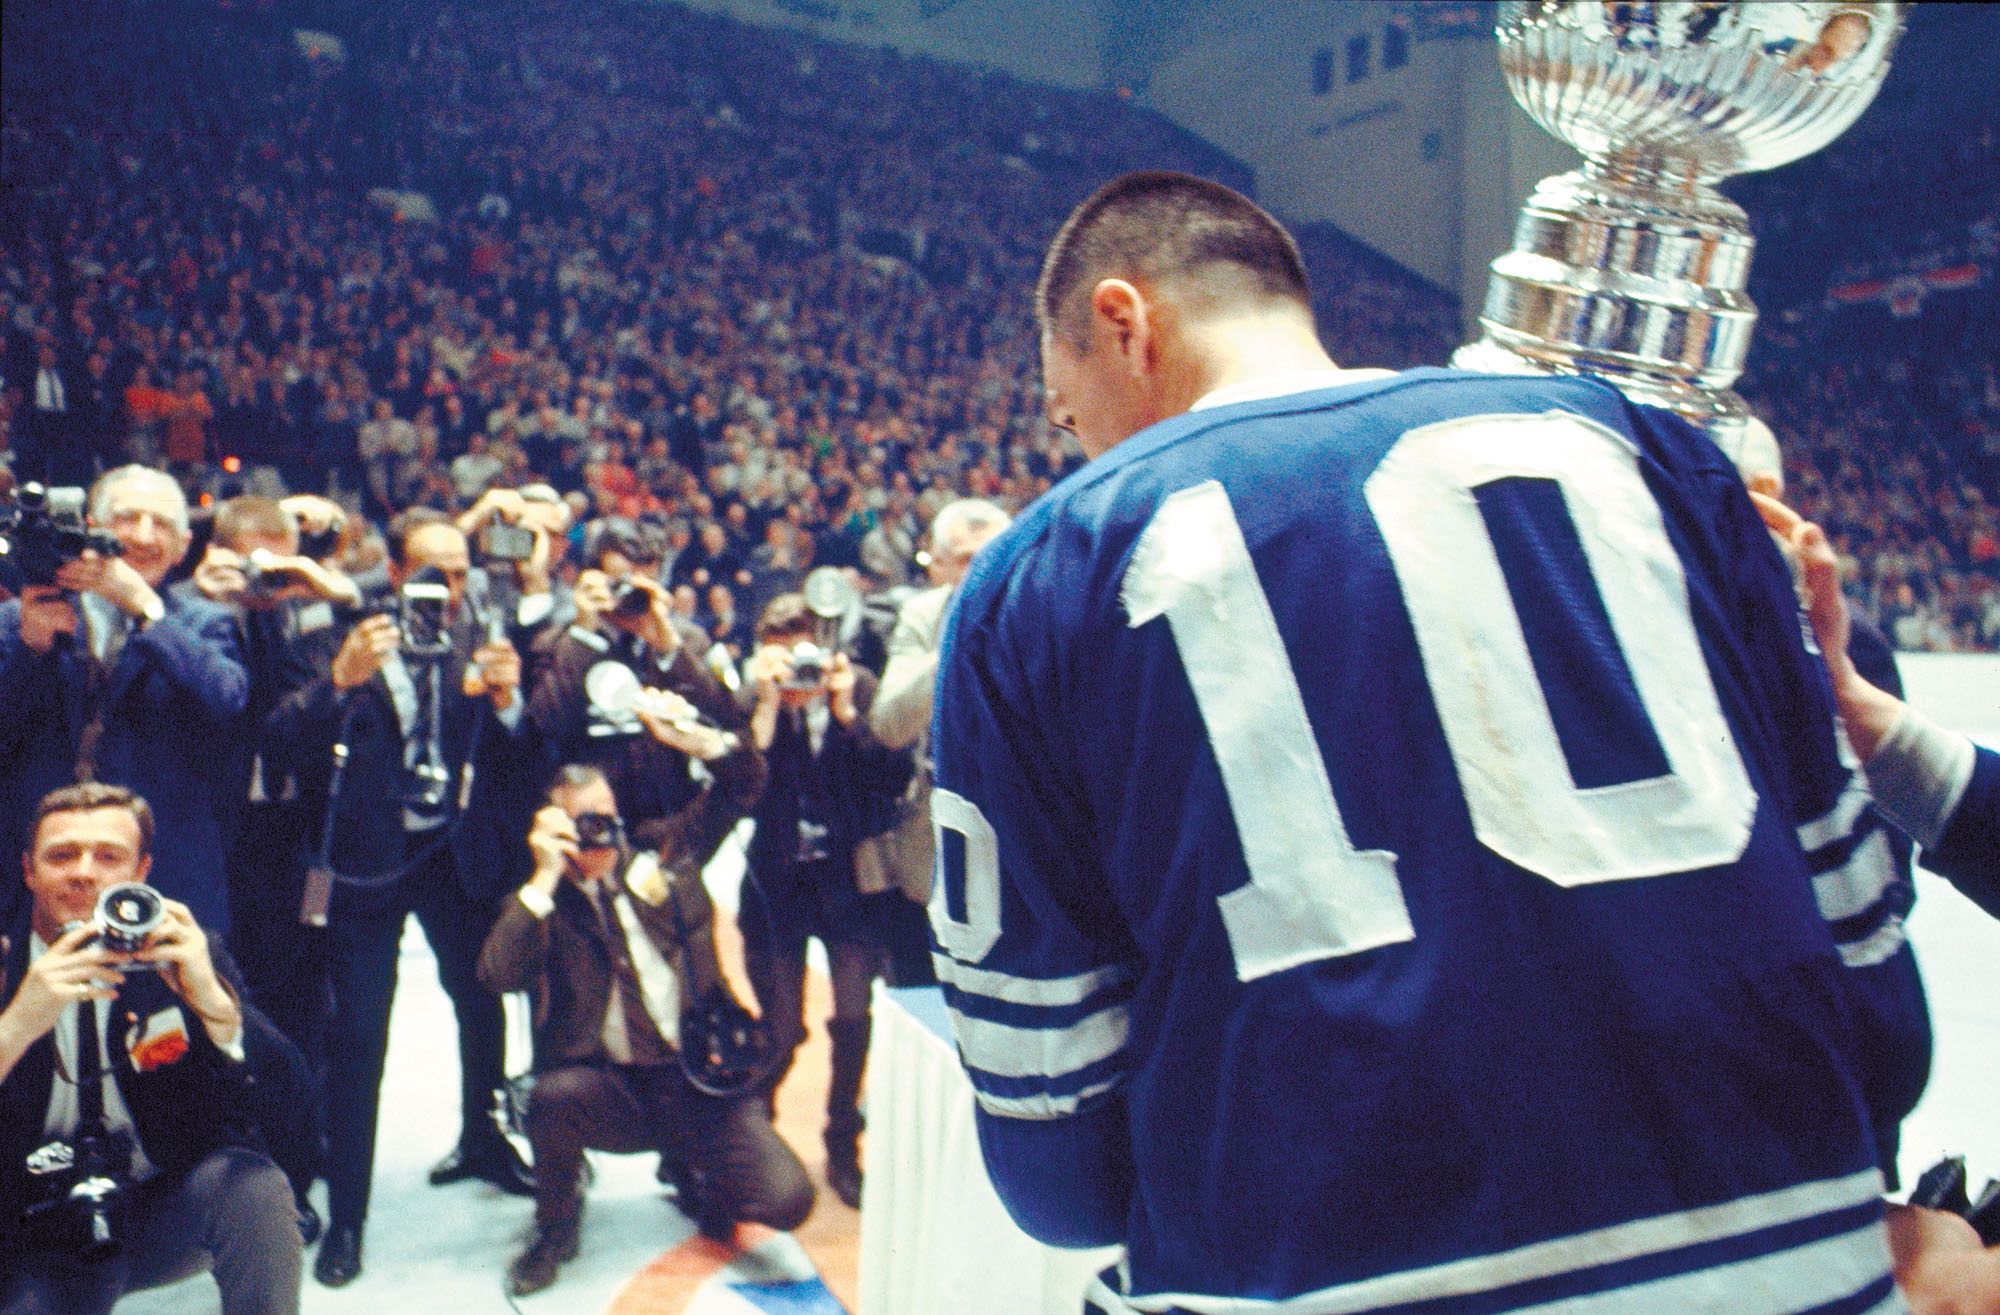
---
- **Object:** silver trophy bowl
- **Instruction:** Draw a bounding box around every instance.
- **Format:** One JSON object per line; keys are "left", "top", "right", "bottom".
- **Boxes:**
{"left": 1455, "top": 1, "right": 1903, "bottom": 450}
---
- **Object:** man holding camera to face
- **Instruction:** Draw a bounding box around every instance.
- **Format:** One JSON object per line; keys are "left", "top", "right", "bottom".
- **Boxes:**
{"left": 0, "top": 783, "right": 301, "bottom": 1315}
{"left": 739, "top": 592, "right": 914, "bottom": 1209}
{"left": 528, "top": 530, "right": 745, "bottom": 834}
{"left": 263, "top": 509, "right": 537, "bottom": 1288}
{"left": 479, "top": 716, "right": 812, "bottom": 1298}
{"left": 0, "top": 467, "right": 248, "bottom": 936}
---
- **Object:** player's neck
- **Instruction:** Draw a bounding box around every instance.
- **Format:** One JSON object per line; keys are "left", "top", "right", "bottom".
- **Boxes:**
{"left": 1174, "top": 314, "right": 1343, "bottom": 413}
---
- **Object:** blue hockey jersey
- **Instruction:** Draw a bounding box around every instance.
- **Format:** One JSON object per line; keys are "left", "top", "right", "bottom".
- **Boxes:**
{"left": 929, "top": 369, "right": 1910, "bottom": 1314}
{"left": 1925, "top": 743, "right": 2000, "bottom": 918}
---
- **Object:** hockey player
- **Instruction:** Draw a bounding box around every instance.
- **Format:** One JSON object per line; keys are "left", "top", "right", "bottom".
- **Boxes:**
{"left": 929, "top": 172, "right": 1916, "bottom": 1314}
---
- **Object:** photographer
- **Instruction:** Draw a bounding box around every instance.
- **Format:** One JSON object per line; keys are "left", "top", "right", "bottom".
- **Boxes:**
{"left": 457, "top": 485, "right": 572, "bottom": 679}
{"left": 529, "top": 558, "right": 745, "bottom": 832}
{"left": 739, "top": 593, "right": 914, "bottom": 1209}
{"left": 177, "top": 495, "right": 360, "bottom": 1229}
{"left": 479, "top": 727, "right": 811, "bottom": 1298}
{"left": 0, "top": 783, "right": 301, "bottom": 1315}
{"left": 0, "top": 467, "right": 248, "bottom": 935}
{"left": 179, "top": 494, "right": 359, "bottom": 850}
{"left": 263, "top": 510, "right": 538, "bottom": 1288}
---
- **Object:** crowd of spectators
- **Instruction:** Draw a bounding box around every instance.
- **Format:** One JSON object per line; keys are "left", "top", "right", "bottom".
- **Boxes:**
{"left": 0, "top": 0, "right": 1993, "bottom": 658}
{"left": 1732, "top": 111, "right": 2000, "bottom": 654}
{"left": 1, "top": 0, "right": 1244, "bottom": 664}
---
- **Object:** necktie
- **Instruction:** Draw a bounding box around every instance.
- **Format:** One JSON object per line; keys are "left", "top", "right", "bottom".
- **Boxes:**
{"left": 592, "top": 884, "right": 670, "bottom": 1066}
{"left": 76, "top": 1000, "right": 106, "bottom": 1130}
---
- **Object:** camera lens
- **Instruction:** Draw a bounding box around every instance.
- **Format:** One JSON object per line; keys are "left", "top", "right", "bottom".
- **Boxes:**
{"left": 94, "top": 883, "right": 164, "bottom": 954}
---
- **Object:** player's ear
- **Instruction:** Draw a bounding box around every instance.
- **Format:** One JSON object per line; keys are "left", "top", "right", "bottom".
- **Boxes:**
{"left": 1089, "top": 279, "right": 1150, "bottom": 376}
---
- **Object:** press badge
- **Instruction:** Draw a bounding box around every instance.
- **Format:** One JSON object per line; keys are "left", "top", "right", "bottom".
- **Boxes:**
{"left": 126, "top": 1008, "right": 190, "bottom": 1073}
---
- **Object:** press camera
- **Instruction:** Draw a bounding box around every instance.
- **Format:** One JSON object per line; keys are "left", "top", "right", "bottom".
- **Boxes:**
{"left": 0, "top": 483, "right": 122, "bottom": 593}
{"left": 21, "top": 1129, "right": 134, "bottom": 1262}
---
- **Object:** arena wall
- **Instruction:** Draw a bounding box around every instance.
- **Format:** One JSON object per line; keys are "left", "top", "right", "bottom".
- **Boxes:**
{"left": 668, "top": 0, "right": 1105, "bottom": 90}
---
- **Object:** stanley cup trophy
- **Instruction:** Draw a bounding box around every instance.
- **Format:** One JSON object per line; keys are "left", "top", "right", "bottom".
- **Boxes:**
{"left": 1454, "top": 1, "right": 1904, "bottom": 454}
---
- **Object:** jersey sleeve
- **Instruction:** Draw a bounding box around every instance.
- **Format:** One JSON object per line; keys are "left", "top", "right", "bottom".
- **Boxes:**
{"left": 1922, "top": 744, "right": 2000, "bottom": 919}
{"left": 1698, "top": 448, "right": 1912, "bottom": 968}
{"left": 928, "top": 535, "right": 1142, "bottom": 1248}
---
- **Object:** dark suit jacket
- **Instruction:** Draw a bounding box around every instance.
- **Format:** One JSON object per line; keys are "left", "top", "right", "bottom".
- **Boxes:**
{"left": 527, "top": 623, "right": 745, "bottom": 828}
{"left": 743, "top": 669, "right": 914, "bottom": 881}
{"left": 478, "top": 745, "right": 765, "bottom": 1071}
{"left": 262, "top": 607, "right": 540, "bottom": 907}
{"left": 0, "top": 927, "right": 261, "bottom": 1266}
{"left": 0, "top": 593, "right": 249, "bottom": 932}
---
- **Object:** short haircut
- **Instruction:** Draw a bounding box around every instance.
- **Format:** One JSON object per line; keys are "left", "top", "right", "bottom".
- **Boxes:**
{"left": 90, "top": 465, "right": 190, "bottom": 535}
{"left": 929, "top": 498, "right": 1012, "bottom": 558}
{"left": 212, "top": 495, "right": 297, "bottom": 552}
{"left": 755, "top": 592, "right": 814, "bottom": 642}
{"left": 1037, "top": 171, "right": 1310, "bottom": 349}
{"left": 387, "top": 507, "right": 454, "bottom": 564}
{"left": 30, "top": 782, "right": 155, "bottom": 859}
{"left": 546, "top": 763, "right": 609, "bottom": 805}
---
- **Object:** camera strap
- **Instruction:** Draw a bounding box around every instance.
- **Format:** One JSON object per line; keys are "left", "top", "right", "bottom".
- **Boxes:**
{"left": 299, "top": 686, "right": 490, "bottom": 925}
{"left": 74, "top": 998, "right": 107, "bottom": 1129}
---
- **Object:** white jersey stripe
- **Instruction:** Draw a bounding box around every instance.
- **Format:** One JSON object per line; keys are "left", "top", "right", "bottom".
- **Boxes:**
{"left": 1812, "top": 829, "right": 1897, "bottom": 922}
{"left": 932, "top": 953, "right": 1133, "bottom": 1008}
{"left": 1838, "top": 913, "right": 1909, "bottom": 969}
{"left": 1798, "top": 779, "right": 1872, "bottom": 852}
{"left": 974, "top": 1076, "right": 1125, "bottom": 1120}
{"left": 945, "top": 1000, "right": 1129, "bottom": 1082}
{"left": 1088, "top": 1168, "right": 1886, "bottom": 1315}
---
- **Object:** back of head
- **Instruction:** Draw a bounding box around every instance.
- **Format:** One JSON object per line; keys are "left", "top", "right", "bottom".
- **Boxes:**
{"left": 1037, "top": 171, "right": 1311, "bottom": 349}
{"left": 213, "top": 495, "right": 297, "bottom": 553}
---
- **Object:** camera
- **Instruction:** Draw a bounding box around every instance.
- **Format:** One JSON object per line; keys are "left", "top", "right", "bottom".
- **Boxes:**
{"left": 93, "top": 882, "right": 165, "bottom": 957}
{"left": 240, "top": 547, "right": 306, "bottom": 599}
{"left": 0, "top": 483, "right": 123, "bottom": 592}
{"left": 608, "top": 577, "right": 654, "bottom": 621}
{"left": 297, "top": 520, "right": 343, "bottom": 562}
{"left": 398, "top": 568, "right": 455, "bottom": 661}
{"left": 481, "top": 521, "right": 537, "bottom": 564}
{"left": 22, "top": 1131, "right": 133, "bottom": 1262}
{"left": 784, "top": 640, "right": 829, "bottom": 691}
{"left": 573, "top": 811, "right": 624, "bottom": 851}
{"left": 779, "top": 566, "right": 857, "bottom": 691}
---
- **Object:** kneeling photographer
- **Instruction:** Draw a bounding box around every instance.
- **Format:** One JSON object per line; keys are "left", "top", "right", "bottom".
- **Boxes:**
{"left": 479, "top": 724, "right": 812, "bottom": 1298}
{"left": 0, "top": 784, "right": 301, "bottom": 1315}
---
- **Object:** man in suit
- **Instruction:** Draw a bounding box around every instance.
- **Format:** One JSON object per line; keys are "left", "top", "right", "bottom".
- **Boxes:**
{"left": 868, "top": 499, "right": 1012, "bottom": 983}
{"left": 528, "top": 566, "right": 743, "bottom": 830}
{"left": 0, "top": 466, "right": 248, "bottom": 934}
{"left": 21, "top": 344, "right": 76, "bottom": 486}
{"left": 174, "top": 494, "right": 362, "bottom": 1239}
{"left": 740, "top": 594, "right": 914, "bottom": 1209}
{"left": 263, "top": 510, "right": 536, "bottom": 1288}
{"left": 480, "top": 741, "right": 812, "bottom": 1298}
{"left": 0, "top": 782, "right": 301, "bottom": 1314}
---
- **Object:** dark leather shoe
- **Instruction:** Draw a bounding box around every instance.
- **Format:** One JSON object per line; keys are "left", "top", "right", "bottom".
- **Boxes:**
{"left": 429, "top": 1133, "right": 536, "bottom": 1196}
{"left": 826, "top": 1138, "right": 863, "bottom": 1209}
{"left": 506, "top": 1224, "right": 580, "bottom": 1298}
{"left": 296, "top": 1200, "right": 324, "bottom": 1247}
{"left": 313, "top": 1223, "right": 362, "bottom": 1288}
